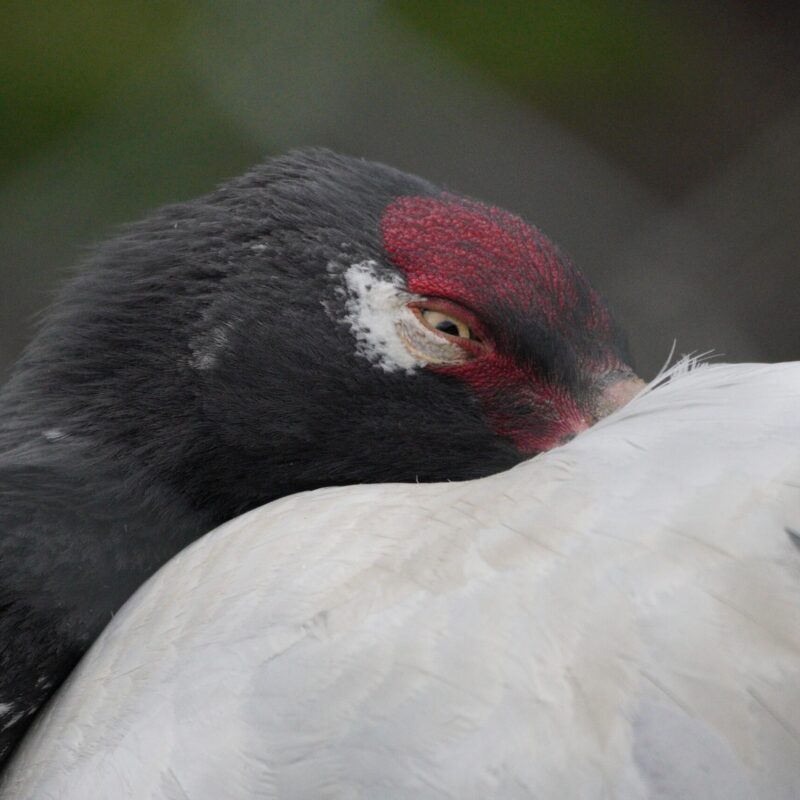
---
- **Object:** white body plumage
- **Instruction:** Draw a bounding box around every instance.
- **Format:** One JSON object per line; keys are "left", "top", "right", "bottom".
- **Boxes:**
{"left": 3, "top": 362, "right": 799, "bottom": 799}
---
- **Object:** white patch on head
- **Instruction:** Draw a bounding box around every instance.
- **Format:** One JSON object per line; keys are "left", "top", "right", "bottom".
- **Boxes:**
{"left": 250, "top": 243, "right": 267, "bottom": 253}
{"left": 42, "top": 428, "right": 67, "bottom": 442}
{"left": 189, "top": 323, "right": 233, "bottom": 371}
{"left": 333, "top": 260, "right": 425, "bottom": 374}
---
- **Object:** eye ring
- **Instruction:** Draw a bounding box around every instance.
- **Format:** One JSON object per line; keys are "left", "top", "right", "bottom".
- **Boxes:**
{"left": 401, "top": 299, "right": 491, "bottom": 364}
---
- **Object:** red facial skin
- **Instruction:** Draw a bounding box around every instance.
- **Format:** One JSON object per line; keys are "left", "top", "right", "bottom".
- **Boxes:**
{"left": 381, "top": 195, "right": 629, "bottom": 454}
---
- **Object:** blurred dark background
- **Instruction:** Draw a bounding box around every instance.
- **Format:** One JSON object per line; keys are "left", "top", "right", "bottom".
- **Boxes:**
{"left": 2, "top": 1, "right": 798, "bottom": 379}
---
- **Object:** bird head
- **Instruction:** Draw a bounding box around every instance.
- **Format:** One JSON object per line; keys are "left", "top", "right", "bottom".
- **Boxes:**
{"left": 11, "top": 149, "right": 640, "bottom": 519}
{"left": 184, "top": 151, "right": 639, "bottom": 511}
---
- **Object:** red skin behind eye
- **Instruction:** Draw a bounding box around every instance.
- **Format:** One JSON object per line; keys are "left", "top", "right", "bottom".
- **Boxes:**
{"left": 381, "top": 195, "right": 623, "bottom": 454}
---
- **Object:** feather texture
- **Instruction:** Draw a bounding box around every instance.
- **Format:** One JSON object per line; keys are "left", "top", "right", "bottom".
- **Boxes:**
{"left": 3, "top": 361, "right": 799, "bottom": 799}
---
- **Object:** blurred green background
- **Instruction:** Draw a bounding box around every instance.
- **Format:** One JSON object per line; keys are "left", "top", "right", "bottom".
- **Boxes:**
{"left": 2, "top": 1, "right": 799, "bottom": 377}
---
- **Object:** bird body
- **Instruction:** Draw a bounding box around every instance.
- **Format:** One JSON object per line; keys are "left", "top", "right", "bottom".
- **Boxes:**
{"left": 0, "top": 150, "right": 637, "bottom": 763}
{"left": 4, "top": 361, "right": 799, "bottom": 799}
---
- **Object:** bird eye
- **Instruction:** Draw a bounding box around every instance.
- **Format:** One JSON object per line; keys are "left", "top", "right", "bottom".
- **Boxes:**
{"left": 420, "top": 309, "right": 472, "bottom": 340}
{"left": 397, "top": 301, "right": 487, "bottom": 366}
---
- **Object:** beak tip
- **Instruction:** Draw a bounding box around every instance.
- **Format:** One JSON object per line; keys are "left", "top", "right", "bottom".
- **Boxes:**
{"left": 595, "top": 375, "right": 645, "bottom": 420}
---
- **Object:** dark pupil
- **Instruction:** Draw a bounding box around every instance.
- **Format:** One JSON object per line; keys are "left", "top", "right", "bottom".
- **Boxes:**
{"left": 436, "top": 320, "right": 461, "bottom": 336}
